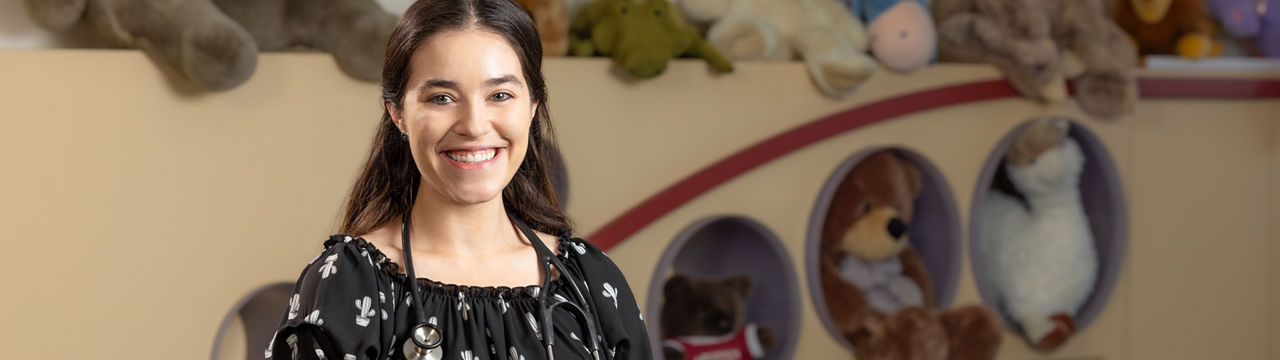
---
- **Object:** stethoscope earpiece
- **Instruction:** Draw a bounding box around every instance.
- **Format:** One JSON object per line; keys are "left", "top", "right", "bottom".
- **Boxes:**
{"left": 402, "top": 323, "right": 443, "bottom": 360}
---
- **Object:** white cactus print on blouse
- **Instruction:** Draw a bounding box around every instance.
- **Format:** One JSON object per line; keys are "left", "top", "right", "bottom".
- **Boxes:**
{"left": 602, "top": 283, "right": 619, "bottom": 309}
{"left": 304, "top": 310, "right": 323, "bottom": 326}
{"left": 287, "top": 294, "right": 300, "bottom": 320}
{"left": 570, "top": 241, "right": 587, "bottom": 255}
{"left": 318, "top": 254, "right": 338, "bottom": 279}
{"left": 354, "top": 296, "right": 375, "bottom": 327}
{"left": 313, "top": 348, "right": 326, "bottom": 360}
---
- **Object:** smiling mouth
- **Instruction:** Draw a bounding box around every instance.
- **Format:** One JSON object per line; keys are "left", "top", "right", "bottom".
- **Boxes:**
{"left": 444, "top": 148, "right": 497, "bottom": 164}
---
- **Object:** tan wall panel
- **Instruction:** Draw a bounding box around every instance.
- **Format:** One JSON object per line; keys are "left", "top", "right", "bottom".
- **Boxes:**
{"left": 1129, "top": 104, "right": 1274, "bottom": 359}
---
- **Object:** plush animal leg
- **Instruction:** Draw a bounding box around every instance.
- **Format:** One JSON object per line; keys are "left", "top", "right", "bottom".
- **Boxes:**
{"left": 1057, "top": 2, "right": 1138, "bottom": 118}
{"left": 1035, "top": 312, "right": 1077, "bottom": 350}
{"left": 91, "top": 0, "right": 258, "bottom": 91}
{"left": 23, "top": 0, "right": 87, "bottom": 32}
{"left": 791, "top": 26, "right": 876, "bottom": 98}
{"left": 850, "top": 308, "right": 947, "bottom": 360}
{"left": 939, "top": 305, "right": 1003, "bottom": 360}
{"left": 706, "top": 18, "right": 784, "bottom": 60}
{"left": 279, "top": 0, "right": 396, "bottom": 82}
{"left": 936, "top": 12, "right": 1066, "bottom": 102}
{"left": 682, "top": 31, "right": 735, "bottom": 73}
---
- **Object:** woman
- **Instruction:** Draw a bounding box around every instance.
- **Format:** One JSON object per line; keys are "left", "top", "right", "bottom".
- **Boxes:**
{"left": 266, "top": 0, "right": 651, "bottom": 359}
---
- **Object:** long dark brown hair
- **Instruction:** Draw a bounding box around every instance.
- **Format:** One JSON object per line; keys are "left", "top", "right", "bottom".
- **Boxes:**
{"left": 340, "top": 0, "right": 571, "bottom": 238}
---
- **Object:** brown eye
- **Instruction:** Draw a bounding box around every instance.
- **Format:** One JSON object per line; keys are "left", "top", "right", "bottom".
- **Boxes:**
{"left": 491, "top": 92, "right": 512, "bottom": 101}
{"left": 429, "top": 94, "right": 452, "bottom": 105}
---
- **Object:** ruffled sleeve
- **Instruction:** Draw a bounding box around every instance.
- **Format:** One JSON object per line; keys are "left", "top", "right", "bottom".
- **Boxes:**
{"left": 266, "top": 235, "right": 397, "bottom": 360}
{"left": 562, "top": 238, "right": 654, "bottom": 360}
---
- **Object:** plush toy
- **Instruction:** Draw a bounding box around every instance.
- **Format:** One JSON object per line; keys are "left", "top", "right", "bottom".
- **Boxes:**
{"left": 933, "top": 0, "right": 1139, "bottom": 119}
{"left": 820, "top": 150, "right": 1002, "bottom": 360}
{"left": 569, "top": 0, "right": 733, "bottom": 78}
{"left": 677, "top": 0, "right": 877, "bottom": 98}
{"left": 24, "top": 0, "right": 396, "bottom": 91}
{"left": 845, "top": 0, "right": 938, "bottom": 73}
{"left": 1208, "top": 0, "right": 1280, "bottom": 57}
{"left": 513, "top": 0, "right": 571, "bottom": 56}
{"left": 977, "top": 117, "right": 1098, "bottom": 351}
{"left": 661, "top": 274, "right": 778, "bottom": 360}
{"left": 1115, "top": 0, "right": 1222, "bottom": 58}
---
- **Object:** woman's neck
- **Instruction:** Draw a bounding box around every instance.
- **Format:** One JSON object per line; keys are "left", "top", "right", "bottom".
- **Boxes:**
{"left": 405, "top": 188, "right": 522, "bottom": 259}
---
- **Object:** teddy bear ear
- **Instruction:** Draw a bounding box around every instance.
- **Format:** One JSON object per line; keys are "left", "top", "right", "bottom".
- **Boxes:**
{"left": 665, "top": 274, "right": 692, "bottom": 295}
{"left": 895, "top": 152, "right": 923, "bottom": 196}
{"left": 724, "top": 275, "right": 753, "bottom": 297}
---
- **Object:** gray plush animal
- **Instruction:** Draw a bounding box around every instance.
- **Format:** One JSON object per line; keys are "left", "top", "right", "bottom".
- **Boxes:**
{"left": 24, "top": 0, "right": 397, "bottom": 91}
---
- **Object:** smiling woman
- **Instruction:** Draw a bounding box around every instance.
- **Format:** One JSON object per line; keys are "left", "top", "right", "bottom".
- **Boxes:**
{"left": 264, "top": 1, "right": 652, "bottom": 360}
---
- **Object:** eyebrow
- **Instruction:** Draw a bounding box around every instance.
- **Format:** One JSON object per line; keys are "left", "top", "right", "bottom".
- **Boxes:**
{"left": 415, "top": 75, "right": 523, "bottom": 94}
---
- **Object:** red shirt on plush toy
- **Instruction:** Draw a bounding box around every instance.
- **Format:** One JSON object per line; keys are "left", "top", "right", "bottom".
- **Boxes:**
{"left": 663, "top": 324, "right": 768, "bottom": 360}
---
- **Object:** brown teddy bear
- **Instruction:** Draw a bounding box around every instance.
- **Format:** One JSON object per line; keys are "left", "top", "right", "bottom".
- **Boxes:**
{"left": 661, "top": 274, "right": 778, "bottom": 360}
{"left": 512, "top": 0, "right": 571, "bottom": 56}
{"left": 819, "top": 150, "right": 1002, "bottom": 360}
{"left": 24, "top": 0, "right": 396, "bottom": 91}
{"left": 1114, "top": 0, "right": 1221, "bottom": 59}
{"left": 933, "top": 0, "right": 1138, "bottom": 119}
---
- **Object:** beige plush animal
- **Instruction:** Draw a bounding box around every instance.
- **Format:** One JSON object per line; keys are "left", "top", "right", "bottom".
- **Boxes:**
{"left": 678, "top": 0, "right": 878, "bottom": 98}
{"left": 933, "top": 0, "right": 1138, "bottom": 119}
{"left": 25, "top": 0, "right": 396, "bottom": 91}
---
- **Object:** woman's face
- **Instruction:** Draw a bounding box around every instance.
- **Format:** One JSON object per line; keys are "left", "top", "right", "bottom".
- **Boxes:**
{"left": 390, "top": 29, "right": 537, "bottom": 206}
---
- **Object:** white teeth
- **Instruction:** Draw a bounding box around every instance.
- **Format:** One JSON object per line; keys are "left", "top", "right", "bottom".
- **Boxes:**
{"left": 446, "top": 149, "right": 496, "bottom": 163}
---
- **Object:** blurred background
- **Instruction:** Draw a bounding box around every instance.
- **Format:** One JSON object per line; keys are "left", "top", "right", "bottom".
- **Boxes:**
{"left": 0, "top": 0, "right": 1277, "bottom": 359}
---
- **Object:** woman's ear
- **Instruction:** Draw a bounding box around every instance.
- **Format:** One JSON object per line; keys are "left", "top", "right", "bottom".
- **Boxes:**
{"left": 385, "top": 101, "right": 403, "bottom": 132}
{"left": 530, "top": 99, "right": 540, "bottom": 121}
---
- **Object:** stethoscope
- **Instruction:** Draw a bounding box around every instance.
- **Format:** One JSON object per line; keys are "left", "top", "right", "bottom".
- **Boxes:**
{"left": 399, "top": 208, "right": 603, "bottom": 360}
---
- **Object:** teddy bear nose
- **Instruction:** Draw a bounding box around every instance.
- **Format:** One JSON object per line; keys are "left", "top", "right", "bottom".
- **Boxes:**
{"left": 887, "top": 218, "right": 908, "bottom": 240}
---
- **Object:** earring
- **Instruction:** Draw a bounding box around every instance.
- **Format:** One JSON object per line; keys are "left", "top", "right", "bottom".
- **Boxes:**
{"left": 401, "top": 131, "right": 408, "bottom": 141}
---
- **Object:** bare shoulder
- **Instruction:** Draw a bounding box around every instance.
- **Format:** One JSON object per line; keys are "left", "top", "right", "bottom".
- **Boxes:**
{"left": 354, "top": 220, "right": 404, "bottom": 264}
{"left": 529, "top": 229, "right": 562, "bottom": 255}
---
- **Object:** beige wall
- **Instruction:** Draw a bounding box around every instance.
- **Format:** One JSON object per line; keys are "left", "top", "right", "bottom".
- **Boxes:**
{"left": 0, "top": 50, "right": 1276, "bottom": 359}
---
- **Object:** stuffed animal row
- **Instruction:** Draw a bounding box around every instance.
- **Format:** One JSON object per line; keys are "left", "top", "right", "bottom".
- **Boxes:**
{"left": 25, "top": 0, "right": 395, "bottom": 91}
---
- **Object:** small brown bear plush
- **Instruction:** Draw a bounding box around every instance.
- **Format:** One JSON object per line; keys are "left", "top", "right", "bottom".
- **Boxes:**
{"left": 933, "top": 0, "right": 1138, "bottom": 119}
{"left": 661, "top": 274, "right": 778, "bottom": 360}
{"left": 1114, "top": 0, "right": 1220, "bottom": 59}
{"left": 819, "top": 150, "right": 1003, "bottom": 360}
{"left": 512, "top": 0, "right": 571, "bottom": 56}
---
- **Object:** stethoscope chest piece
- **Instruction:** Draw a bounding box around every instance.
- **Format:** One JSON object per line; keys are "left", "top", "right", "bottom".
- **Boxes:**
{"left": 402, "top": 323, "right": 443, "bottom": 360}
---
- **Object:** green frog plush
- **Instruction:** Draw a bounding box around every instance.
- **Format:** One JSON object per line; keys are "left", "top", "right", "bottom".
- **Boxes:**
{"left": 570, "top": 0, "right": 733, "bottom": 78}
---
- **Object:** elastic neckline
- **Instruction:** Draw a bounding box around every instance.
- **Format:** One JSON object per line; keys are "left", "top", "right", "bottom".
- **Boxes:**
{"left": 328, "top": 233, "right": 578, "bottom": 299}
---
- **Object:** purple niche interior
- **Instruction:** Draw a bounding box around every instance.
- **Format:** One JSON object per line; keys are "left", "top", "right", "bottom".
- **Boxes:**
{"left": 804, "top": 147, "right": 963, "bottom": 350}
{"left": 967, "top": 120, "right": 1128, "bottom": 335}
{"left": 645, "top": 216, "right": 801, "bottom": 360}
{"left": 210, "top": 282, "right": 293, "bottom": 360}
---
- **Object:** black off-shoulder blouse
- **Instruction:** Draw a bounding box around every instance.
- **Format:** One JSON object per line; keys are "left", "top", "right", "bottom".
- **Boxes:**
{"left": 266, "top": 234, "right": 652, "bottom": 360}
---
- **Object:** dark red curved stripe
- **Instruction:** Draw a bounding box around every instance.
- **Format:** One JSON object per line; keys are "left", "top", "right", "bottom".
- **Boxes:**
{"left": 589, "top": 77, "right": 1280, "bottom": 251}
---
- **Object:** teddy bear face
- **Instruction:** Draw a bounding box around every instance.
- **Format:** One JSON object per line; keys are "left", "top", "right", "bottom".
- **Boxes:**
{"left": 822, "top": 151, "right": 923, "bottom": 262}
{"left": 660, "top": 274, "right": 752, "bottom": 338}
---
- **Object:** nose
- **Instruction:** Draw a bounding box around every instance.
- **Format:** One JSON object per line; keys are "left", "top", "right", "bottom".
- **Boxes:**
{"left": 453, "top": 100, "right": 493, "bottom": 137}
{"left": 887, "top": 218, "right": 908, "bottom": 240}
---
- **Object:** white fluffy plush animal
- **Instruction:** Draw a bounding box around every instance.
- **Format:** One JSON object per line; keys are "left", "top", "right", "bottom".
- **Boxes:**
{"left": 677, "top": 0, "right": 877, "bottom": 98}
{"left": 977, "top": 118, "right": 1098, "bottom": 350}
